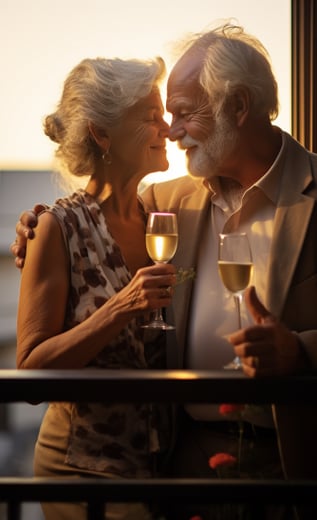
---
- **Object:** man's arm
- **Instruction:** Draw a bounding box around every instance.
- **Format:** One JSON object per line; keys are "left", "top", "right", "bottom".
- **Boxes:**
{"left": 10, "top": 203, "right": 48, "bottom": 268}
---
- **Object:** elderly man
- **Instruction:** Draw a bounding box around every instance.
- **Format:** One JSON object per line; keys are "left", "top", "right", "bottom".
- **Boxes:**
{"left": 144, "top": 24, "right": 317, "bottom": 520}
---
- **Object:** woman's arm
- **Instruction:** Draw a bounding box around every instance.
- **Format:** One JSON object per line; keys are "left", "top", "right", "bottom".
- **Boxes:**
{"left": 17, "top": 211, "right": 176, "bottom": 370}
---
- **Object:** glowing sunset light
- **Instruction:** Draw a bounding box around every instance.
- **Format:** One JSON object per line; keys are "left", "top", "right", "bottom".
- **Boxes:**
{"left": 1, "top": 0, "right": 290, "bottom": 183}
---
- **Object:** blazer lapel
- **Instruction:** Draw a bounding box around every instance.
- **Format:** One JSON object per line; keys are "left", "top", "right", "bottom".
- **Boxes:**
{"left": 266, "top": 139, "right": 316, "bottom": 316}
{"left": 167, "top": 185, "right": 210, "bottom": 364}
{"left": 267, "top": 198, "right": 314, "bottom": 316}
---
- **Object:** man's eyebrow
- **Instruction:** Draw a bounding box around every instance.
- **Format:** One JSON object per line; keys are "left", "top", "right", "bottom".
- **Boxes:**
{"left": 166, "top": 101, "right": 188, "bottom": 113}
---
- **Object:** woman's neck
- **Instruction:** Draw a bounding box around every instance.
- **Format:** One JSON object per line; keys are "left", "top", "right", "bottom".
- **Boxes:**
{"left": 85, "top": 175, "right": 140, "bottom": 219}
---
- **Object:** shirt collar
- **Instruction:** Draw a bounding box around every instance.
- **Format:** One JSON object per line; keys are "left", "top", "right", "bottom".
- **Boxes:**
{"left": 253, "top": 129, "right": 286, "bottom": 205}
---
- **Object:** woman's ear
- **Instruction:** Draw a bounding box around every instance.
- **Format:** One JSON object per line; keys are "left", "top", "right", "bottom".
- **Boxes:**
{"left": 88, "top": 121, "right": 110, "bottom": 149}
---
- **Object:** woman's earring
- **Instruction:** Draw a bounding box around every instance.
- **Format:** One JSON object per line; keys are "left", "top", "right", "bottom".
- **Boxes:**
{"left": 102, "top": 148, "right": 112, "bottom": 165}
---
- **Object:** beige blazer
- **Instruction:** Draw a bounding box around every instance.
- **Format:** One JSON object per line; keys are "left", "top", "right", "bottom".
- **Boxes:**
{"left": 142, "top": 131, "right": 317, "bottom": 482}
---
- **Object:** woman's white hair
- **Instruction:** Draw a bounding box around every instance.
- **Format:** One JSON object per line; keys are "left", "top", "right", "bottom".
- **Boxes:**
{"left": 43, "top": 56, "right": 166, "bottom": 180}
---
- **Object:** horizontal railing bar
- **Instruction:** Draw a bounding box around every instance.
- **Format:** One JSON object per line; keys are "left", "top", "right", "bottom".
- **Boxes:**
{"left": 0, "top": 477, "right": 316, "bottom": 504}
{"left": 0, "top": 369, "right": 316, "bottom": 403}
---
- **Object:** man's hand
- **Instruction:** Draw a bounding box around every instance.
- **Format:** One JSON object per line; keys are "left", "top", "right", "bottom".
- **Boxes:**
{"left": 228, "top": 286, "right": 306, "bottom": 377}
{"left": 10, "top": 203, "right": 47, "bottom": 268}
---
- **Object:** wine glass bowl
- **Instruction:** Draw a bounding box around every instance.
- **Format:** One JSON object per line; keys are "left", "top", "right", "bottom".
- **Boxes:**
{"left": 218, "top": 232, "right": 253, "bottom": 369}
{"left": 142, "top": 212, "right": 178, "bottom": 330}
{"left": 218, "top": 259, "right": 253, "bottom": 295}
{"left": 145, "top": 220, "right": 178, "bottom": 264}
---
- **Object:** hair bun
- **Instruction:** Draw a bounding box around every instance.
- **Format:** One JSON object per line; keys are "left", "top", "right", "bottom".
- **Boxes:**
{"left": 43, "top": 113, "right": 64, "bottom": 144}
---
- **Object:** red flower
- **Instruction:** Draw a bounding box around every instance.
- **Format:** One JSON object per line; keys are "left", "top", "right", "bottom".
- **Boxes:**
{"left": 219, "top": 403, "right": 245, "bottom": 416}
{"left": 209, "top": 452, "right": 237, "bottom": 470}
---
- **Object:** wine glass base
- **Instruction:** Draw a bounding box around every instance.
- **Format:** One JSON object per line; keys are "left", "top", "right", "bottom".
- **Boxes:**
{"left": 141, "top": 321, "right": 175, "bottom": 330}
{"left": 223, "top": 357, "right": 242, "bottom": 370}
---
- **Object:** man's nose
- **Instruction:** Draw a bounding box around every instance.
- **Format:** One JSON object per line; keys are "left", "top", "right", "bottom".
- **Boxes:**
{"left": 168, "top": 120, "right": 186, "bottom": 142}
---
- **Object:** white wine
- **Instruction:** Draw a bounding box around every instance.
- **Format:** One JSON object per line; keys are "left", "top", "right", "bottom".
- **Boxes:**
{"left": 218, "top": 261, "right": 253, "bottom": 293}
{"left": 146, "top": 234, "right": 178, "bottom": 263}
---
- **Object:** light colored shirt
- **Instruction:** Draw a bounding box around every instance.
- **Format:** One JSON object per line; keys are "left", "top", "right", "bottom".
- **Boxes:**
{"left": 186, "top": 131, "right": 286, "bottom": 424}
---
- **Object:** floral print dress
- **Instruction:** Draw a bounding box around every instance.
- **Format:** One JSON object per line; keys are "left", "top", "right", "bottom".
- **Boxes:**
{"left": 43, "top": 189, "right": 164, "bottom": 478}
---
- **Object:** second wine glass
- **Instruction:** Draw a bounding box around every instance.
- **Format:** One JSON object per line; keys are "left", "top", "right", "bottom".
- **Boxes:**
{"left": 143, "top": 212, "right": 178, "bottom": 330}
{"left": 218, "top": 232, "right": 253, "bottom": 370}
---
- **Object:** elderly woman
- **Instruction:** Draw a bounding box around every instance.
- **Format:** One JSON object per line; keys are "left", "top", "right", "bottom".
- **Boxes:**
{"left": 16, "top": 56, "right": 175, "bottom": 520}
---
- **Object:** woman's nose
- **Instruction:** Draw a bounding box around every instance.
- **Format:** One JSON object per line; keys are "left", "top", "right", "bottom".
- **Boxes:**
{"left": 159, "top": 119, "right": 170, "bottom": 137}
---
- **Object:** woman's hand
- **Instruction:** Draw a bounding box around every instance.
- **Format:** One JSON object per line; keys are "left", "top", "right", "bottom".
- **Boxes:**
{"left": 114, "top": 263, "right": 177, "bottom": 319}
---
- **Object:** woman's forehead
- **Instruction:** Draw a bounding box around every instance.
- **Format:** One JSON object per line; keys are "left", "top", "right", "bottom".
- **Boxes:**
{"left": 127, "top": 88, "right": 164, "bottom": 115}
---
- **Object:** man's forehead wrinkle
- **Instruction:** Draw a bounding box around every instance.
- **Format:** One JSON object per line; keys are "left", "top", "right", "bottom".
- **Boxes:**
{"left": 170, "top": 58, "right": 201, "bottom": 86}
{"left": 169, "top": 45, "right": 204, "bottom": 81}
{"left": 167, "top": 52, "right": 205, "bottom": 114}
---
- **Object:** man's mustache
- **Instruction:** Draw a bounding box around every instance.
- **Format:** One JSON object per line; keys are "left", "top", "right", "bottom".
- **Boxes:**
{"left": 177, "top": 136, "right": 200, "bottom": 150}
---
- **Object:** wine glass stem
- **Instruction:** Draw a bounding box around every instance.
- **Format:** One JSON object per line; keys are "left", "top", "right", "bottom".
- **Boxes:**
{"left": 153, "top": 307, "right": 164, "bottom": 323}
{"left": 234, "top": 294, "right": 242, "bottom": 329}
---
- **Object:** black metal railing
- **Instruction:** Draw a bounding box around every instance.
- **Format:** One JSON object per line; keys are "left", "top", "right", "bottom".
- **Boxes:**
{"left": 0, "top": 369, "right": 316, "bottom": 520}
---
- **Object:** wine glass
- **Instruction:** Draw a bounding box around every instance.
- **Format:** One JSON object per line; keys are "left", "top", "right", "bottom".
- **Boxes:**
{"left": 142, "top": 212, "right": 178, "bottom": 330}
{"left": 218, "top": 232, "right": 253, "bottom": 370}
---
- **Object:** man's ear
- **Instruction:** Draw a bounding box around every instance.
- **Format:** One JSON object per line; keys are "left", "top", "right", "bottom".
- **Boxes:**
{"left": 88, "top": 121, "right": 110, "bottom": 149}
{"left": 231, "top": 87, "right": 250, "bottom": 127}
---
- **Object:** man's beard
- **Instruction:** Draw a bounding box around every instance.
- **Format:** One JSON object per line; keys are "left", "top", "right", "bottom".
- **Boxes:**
{"left": 182, "top": 111, "right": 238, "bottom": 179}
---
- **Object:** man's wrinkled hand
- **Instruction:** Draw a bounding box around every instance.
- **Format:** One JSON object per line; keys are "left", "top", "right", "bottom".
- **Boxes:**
{"left": 228, "top": 286, "right": 304, "bottom": 377}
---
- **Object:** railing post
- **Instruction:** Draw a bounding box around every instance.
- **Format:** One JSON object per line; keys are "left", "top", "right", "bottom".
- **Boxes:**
{"left": 87, "top": 500, "right": 105, "bottom": 520}
{"left": 7, "top": 501, "right": 21, "bottom": 520}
